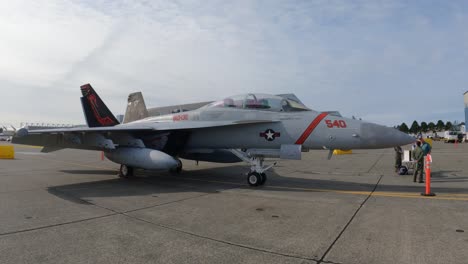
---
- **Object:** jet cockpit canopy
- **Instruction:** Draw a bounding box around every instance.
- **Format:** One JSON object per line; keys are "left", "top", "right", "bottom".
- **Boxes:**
{"left": 203, "top": 93, "right": 310, "bottom": 112}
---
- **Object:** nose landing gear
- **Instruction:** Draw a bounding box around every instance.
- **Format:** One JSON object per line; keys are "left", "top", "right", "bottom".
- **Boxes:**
{"left": 247, "top": 172, "right": 267, "bottom": 187}
{"left": 230, "top": 149, "right": 276, "bottom": 187}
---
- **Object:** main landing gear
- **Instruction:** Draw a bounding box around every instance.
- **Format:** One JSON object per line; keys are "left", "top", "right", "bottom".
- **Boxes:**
{"left": 119, "top": 164, "right": 134, "bottom": 178}
{"left": 230, "top": 150, "right": 276, "bottom": 187}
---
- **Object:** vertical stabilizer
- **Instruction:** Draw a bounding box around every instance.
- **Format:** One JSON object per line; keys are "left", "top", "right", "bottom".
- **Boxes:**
{"left": 123, "top": 92, "right": 149, "bottom": 123}
{"left": 80, "top": 84, "right": 120, "bottom": 127}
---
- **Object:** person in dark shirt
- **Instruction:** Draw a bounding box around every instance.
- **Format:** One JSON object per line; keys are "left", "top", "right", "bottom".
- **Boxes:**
{"left": 412, "top": 140, "right": 424, "bottom": 183}
{"left": 394, "top": 146, "right": 403, "bottom": 173}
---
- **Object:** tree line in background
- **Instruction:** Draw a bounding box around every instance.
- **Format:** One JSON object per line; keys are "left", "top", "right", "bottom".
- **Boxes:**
{"left": 396, "top": 120, "right": 465, "bottom": 134}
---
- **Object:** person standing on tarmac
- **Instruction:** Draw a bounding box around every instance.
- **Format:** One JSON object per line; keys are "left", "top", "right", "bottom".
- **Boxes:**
{"left": 394, "top": 146, "right": 403, "bottom": 173}
{"left": 412, "top": 140, "right": 424, "bottom": 183}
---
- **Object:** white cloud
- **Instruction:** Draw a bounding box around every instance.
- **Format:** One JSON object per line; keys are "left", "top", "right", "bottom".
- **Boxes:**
{"left": 0, "top": 0, "right": 467, "bottom": 126}
{"left": 0, "top": 1, "right": 113, "bottom": 87}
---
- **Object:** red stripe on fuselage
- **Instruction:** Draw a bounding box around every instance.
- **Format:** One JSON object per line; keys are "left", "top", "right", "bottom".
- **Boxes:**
{"left": 295, "top": 112, "right": 329, "bottom": 145}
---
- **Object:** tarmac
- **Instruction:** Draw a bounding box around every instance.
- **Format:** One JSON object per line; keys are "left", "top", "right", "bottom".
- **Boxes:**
{"left": 0, "top": 141, "right": 467, "bottom": 264}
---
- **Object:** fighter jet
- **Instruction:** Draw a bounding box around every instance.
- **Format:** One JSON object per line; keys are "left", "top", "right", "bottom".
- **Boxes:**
{"left": 13, "top": 84, "right": 414, "bottom": 186}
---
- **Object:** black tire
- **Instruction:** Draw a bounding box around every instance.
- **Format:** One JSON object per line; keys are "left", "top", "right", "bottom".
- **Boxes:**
{"left": 259, "top": 173, "right": 267, "bottom": 185}
{"left": 247, "top": 172, "right": 261, "bottom": 187}
{"left": 119, "top": 164, "right": 134, "bottom": 178}
{"left": 397, "top": 166, "right": 408, "bottom": 175}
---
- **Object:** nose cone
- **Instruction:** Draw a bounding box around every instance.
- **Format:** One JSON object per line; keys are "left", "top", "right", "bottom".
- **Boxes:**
{"left": 360, "top": 122, "right": 415, "bottom": 149}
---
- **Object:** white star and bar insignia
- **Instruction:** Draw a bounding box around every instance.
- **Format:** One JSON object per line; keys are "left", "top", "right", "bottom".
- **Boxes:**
{"left": 260, "top": 129, "right": 280, "bottom": 141}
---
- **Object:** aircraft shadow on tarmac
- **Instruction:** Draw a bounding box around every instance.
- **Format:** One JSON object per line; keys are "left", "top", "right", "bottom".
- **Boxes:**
{"left": 47, "top": 166, "right": 468, "bottom": 204}
{"left": 60, "top": 169, "right": 120, "bottom": 175}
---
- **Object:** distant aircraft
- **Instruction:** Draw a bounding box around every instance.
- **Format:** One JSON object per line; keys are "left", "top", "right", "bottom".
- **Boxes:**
{"left": 0, "top": 125, "right": 16, "bottom": 141}
{"left": 13, "top": 84, "right": 414, "bottom": 186}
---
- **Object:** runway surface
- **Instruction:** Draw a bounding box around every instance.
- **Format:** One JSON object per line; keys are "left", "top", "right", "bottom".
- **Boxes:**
{"left": 1, "top": 142, "right": 467, "bottom": 264}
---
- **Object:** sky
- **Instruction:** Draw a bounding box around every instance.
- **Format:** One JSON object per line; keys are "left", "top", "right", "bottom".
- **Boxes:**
{"left": 0, "top": 0, "right": 467, "bottom": 127}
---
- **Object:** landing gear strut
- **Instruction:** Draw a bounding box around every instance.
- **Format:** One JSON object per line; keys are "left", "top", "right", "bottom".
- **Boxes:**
{"left": 119, "top": 164, "right": 134, "bottom": 178}
{"left": 230, "top": 150, "right": 276, "bottom": 187}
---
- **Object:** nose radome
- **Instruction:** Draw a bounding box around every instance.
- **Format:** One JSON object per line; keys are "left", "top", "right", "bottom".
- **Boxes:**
{"left": 360, "top": 122, "right": 415, "bottom": 149}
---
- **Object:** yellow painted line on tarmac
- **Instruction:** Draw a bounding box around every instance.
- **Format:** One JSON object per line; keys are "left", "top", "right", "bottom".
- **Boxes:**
{"left": 370, "top": 192, "right": 468, "bottom": 201}
{"left": 182, "top": 177, "right": 468, "bottom": 200}
{"left": 266, "top": 186, "right": 468, "bottom": 201}
{"left": 266, "top": 187, "right": 468, "bottom": 200}
{"left": 176, "top": 177, "right": 374, "bottom": 195}
{"left": 178, "top": 176, "right": 372, "bottom": 195}
{"left": 435, "top": 193, "right": 468, "bottom": 197}
{"left": 16, "top": 154, "right": 468, "bottom": 201}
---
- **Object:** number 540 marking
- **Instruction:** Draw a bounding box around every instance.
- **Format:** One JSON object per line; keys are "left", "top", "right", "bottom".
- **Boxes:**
{"left": 325, "top": 120, "right": 347, "bottom": 128}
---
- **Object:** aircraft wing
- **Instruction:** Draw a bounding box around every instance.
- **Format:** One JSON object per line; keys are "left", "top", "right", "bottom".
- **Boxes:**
{"left": 12, "top": 119, "right": 278, "bottom": 152}
{"left": 20, "top": 120, "right": 277, "bottom": 134}
{"left": 22, "top": 125, "right": 154, "bottom": 134}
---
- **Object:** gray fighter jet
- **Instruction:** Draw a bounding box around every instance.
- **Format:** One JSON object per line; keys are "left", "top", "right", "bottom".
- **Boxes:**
{"left": 13, "top": 84, "right": 414, "bottom": 186}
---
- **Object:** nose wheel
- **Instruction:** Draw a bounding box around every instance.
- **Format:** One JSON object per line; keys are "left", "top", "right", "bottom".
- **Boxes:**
{"left": 247, "top": 172, "right": 267, "bottom": 186}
